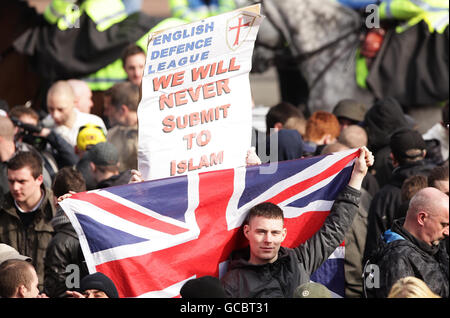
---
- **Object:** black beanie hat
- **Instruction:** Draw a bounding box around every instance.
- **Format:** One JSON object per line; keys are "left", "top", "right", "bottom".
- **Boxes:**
{"left": 80, "top": 272, "right": 119, "bottom": 298}
{"left": 180, "top": 276, "right": 226, "bottom": 298}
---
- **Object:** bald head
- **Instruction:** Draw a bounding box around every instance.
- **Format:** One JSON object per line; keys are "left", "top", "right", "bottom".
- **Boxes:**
{"left": 67, "top": 79, "right": 94, "bottom": 113}
{"left": 47, "top": 81, "right": 76, "bottom": 126}
{"left": 338, "top": 125, "right": 368, "bottom": 149}
{"left": 408, "top": 187, "right": 448, "bottom": 216}
{"left": 47, "top": 81, "right": 75, "bottom": 101}
{"left": 404, "top": 187, "right": 449, "bottom": 246}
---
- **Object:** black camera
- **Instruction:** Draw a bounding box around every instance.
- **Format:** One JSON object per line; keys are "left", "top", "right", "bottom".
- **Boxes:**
{"left": 10, "top": 116, "right": 48, "bottom": 151}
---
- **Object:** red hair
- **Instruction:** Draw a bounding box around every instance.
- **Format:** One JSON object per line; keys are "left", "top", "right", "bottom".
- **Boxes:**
{"left": 305, "top": 111, "right": 340, "bottom": 143}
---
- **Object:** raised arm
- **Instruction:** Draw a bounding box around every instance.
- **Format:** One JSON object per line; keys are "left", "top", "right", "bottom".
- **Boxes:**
{"left": 295, "top": 147, "right": 374, "bottom": 275}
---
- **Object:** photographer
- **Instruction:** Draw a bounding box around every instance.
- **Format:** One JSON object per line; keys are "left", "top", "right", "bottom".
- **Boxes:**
{"left": 8, "top": 106, "right": 79, "bottom": 186}
{"left": 1, "top": 115, "right": 57, "bottom": 197}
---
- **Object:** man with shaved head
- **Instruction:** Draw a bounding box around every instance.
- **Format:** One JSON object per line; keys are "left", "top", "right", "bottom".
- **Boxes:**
{"left": 338, "top": 125, "right": 368, "bottom": 149}
{"left": 364, "top": 187, "right": 449, "bottom": 298}
{"left": 45, "top": 80, "right": 107, "bottom": 147}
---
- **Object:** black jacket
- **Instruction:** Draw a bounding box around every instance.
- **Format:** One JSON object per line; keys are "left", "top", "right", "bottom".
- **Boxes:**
{"left": 364, "top": 160, "right": 436, "bottom": 261}
{"left": 221, "top": 185, "right": 360, "bottom": 298}
{"left": 43, "top": 207, "right": 88, "bottom": 298}
{"left": 364, "top": 218, "right": 449, "bottom": 298}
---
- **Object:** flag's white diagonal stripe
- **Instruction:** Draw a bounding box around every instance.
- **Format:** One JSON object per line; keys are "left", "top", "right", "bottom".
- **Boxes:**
{"left": 63, "top": 198, "right": 175, "bottom": 241}
{"left": 95, "top": 189, "right": 190, "bottom": 230}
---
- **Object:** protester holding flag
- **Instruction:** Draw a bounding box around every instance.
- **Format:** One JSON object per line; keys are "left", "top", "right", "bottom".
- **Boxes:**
{"left": 220, "top": 146, "right": 374, "bottom": 297}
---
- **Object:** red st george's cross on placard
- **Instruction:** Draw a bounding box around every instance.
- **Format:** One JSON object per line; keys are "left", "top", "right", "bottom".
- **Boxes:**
{"left": 226, "top": 13, "right": 256, "bottom": 50}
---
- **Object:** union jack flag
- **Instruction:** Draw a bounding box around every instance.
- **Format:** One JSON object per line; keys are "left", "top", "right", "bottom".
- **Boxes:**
{"left": 59, "top": 149, "right": 360, "bottom": 298}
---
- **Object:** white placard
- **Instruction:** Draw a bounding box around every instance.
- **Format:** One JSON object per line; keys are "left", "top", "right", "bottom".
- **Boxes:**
{"left": 138, "top": 5, "right": 263, "bottom": 180}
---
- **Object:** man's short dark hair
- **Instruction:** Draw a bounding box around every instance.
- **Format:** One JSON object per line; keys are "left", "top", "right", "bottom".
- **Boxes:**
{"left": 121, "top": 43, "right": 145, "bottom": 66}
{"left": 245, "top": 202, "right": 284, "bottom": 225}
{"left": 0, "top": 259, "right": 34, "bottom": 298}
{"left": 8, "top": 105, "right": 40, "bottom": 123}
{"left": 52, "top": 167, "right": 86, "bottom": 198}
{"left": 266, "top": 102, "right": 304, "bottom": 132}
{"left": 6, "top": 151, "right": 43, "bottom": 179}
{"left": 109, "top": 82, "right": 140, "bottom": 112}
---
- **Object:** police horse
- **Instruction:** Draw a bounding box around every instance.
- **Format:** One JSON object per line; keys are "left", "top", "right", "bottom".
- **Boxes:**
{"left": 246, "top": 0, "right": 448, "bottom": 114}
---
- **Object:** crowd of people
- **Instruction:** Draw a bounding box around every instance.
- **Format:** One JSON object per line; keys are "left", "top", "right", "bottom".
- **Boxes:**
{"left": 0, "top": 0, "right": 448, "bottom": 299}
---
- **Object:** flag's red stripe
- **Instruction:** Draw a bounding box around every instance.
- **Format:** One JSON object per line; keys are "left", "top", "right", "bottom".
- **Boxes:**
{"left": 269, "top": 151, "right": 358, "bottom": 205}
{"left": 72, "top": 192, "right": 189, "bottom": 235}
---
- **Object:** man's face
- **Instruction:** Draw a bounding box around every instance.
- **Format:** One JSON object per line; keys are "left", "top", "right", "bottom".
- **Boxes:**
{"left": 422, "top": 207, "right": 449, "bottom": 246}
{"left": 124, "top": 53, "right": 146, "bottom": 86}
{"left": 47, "top": 93, "right": 74, "bottom": 126}
{"left": 83, "top": 289, "right": 109, "bottom": 298}
{"left": 244, "top": 216, "right": 287, "bottom": 265}
{"left": 7, "top": 166, "right": 43, "bottom": 204}
{"left": 23, "top": 267, "right": 40, "bottom": 298}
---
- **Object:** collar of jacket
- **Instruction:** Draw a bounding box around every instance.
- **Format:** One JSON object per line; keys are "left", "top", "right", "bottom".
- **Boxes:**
{"left": 1, "top": 186, "right": 56, "bottom": 230}
{"left": 390, "top": 160, "right": 433, "bottom": 186}
{"left": 228, "top": 246, "right": 291, "bottom": 270}
{"left": 51, "top": 205, "right": 71, "bottom": 229}
{"left": 390, "top": 218, "right": 440, "bottom": 256}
